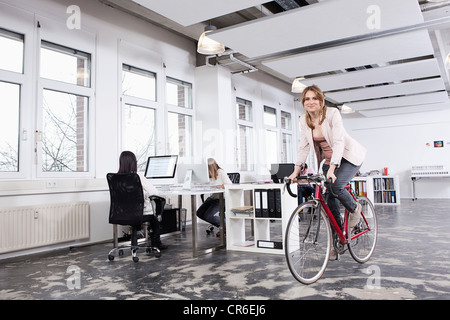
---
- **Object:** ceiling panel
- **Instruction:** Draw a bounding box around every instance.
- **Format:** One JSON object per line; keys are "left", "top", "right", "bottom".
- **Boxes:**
{"left": 359, "top": 101, "right": 450, "bottom": 117}
{"left": 299, "top": 59, "right": 442, "bottom": 92}
{"left": 208, "top": 0, "right": 423, "bottom": 58}
{"left": 326, "top": 78, "right": 446, "bottom": 103}
{"left": 262, "top": 30, "right": 434, "bottom": 78}
{"left": 345, "top": 91, "right": 449, "bottom": 111}
{"left": 131, "top": 0, "right": 267, "bottom": 26}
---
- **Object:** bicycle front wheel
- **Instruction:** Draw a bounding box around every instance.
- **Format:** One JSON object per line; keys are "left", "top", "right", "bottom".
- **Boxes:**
{"left": 347, "top": 196, "right": 377, "bottom": 263}
{"left": 285, "top": 202, "right": 331, "bottom": 284}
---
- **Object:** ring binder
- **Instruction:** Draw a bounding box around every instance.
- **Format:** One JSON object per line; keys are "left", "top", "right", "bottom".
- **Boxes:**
{"left": 254, "top": 189, "right": 281, "bottom": 218}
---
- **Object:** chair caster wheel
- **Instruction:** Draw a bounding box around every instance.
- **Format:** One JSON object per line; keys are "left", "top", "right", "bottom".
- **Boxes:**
{"left": 133, "top": 256, "right": 139, "bottom": 263}
{"left": 108, "top": 254, "right": 115, "bottom": 261}
{"left": 155, "top": 253, "right": 161, "bottom": 258}
{"left": 206, "top": 225, "right": 214, "bottom": 235}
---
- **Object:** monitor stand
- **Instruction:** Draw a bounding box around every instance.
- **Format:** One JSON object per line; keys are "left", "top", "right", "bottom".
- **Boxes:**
{"left": 182, "top": 169, "right": 193, "bottom": 190}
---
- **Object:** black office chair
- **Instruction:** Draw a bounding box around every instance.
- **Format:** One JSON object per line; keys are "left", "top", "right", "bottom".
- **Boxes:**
{"left": 205, "top": 172, "right": 240, "bottom": 235}
{"left": 106, "top": 173, "right": 165, "bottom": 263}
{"left": 227, "top": 172, "right": 240, "bottom": 184}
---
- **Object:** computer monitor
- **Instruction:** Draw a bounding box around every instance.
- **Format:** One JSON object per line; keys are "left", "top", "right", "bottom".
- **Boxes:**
{"left": 176, "top": 156, "right": 210, "bottom": 189}
{"left": 270, "top": 163, "right": 294, "bottom": 183}
{"left": 144, "top": 155, "right": 178, "bottom": 183}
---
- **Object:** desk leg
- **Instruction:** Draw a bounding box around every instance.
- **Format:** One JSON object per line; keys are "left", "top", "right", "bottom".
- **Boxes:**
{"left": 191, "top": 194, "right": 198, "bottom": 254}
{"left": 189, "top": 193, "right": 226, "bottom": 257}
{"left": 113, "top": 224, "right": 118, "bottom": 248}
{"left": 412, "top": 177, "right": 419, "bottom": 201}
{"left": 219, "top": 193, "right": 225, "bottom": 247}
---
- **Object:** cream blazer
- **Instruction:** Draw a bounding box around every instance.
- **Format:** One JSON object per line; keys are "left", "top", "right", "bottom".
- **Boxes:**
{"left": 296, "top": 107, "right": 366, "bottom": 168}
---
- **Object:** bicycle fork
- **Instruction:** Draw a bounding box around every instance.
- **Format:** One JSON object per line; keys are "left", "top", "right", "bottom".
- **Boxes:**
{"left": 301, "top": 201, "right": 322, "bottom": 245}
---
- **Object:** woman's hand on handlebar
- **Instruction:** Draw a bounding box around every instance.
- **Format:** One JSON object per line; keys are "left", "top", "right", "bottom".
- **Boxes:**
{"left": 287, "top": 173, "right": 298, "bottom": 183}
{"left": 288, "top": 164, "right": 305, "bottom": 183}
{"left": 326, "top": 164, "right": 337, "bottom": 183}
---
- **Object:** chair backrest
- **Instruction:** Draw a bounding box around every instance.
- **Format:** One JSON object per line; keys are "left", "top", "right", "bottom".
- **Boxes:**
{"left": 106, "top": 173, "right": 144, "bottom": 226}
{"left": 227, "top": 172, "right": 240, "bottom": 184}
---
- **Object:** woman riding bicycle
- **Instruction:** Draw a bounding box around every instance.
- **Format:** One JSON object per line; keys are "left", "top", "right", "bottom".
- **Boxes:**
{"left": 288, "top": 85, "right": 367, "bottom": 242}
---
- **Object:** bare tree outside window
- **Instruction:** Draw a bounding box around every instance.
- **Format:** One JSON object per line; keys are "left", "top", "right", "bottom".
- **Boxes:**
{"left": 41, "top": 89, "right": 88, "bottom": 172}
{"left": 0, "top": 29, "right": 23, "bottom": 173}
{"left": 0, "top": 82, "right": 20, "bottom": 172}
{"left": 39, "top": 41, "right": 91, "bottom": 173}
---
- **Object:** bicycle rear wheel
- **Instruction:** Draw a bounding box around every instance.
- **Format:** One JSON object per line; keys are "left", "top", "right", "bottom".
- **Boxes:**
{"left": 285, "top": 202, "right": 331, "bottom": 284}
{"left": 347, "top": 196, "right": 377, "bottom": 263}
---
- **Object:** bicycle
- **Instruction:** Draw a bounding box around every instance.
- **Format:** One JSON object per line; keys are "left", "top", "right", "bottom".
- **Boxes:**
{"left": 283, "top": 171, "right": 377, "bottom": 284}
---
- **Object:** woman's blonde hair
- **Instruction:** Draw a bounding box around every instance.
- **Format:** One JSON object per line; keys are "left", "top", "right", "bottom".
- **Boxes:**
{"left": 207, "top": 158, "right": 221, "bottom": 180}
{"left": 301, "top": 84, "right": 327, "bottom": 130}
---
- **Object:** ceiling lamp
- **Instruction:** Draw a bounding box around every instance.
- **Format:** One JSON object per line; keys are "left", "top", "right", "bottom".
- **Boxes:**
{"left": 291, "top": 78, "right": 306, "bottom": 93}
{"left": 341, "top": 104, "right": 355, "bottom": 114}
{"left": 197, "top": 25, "right": 225, "bottom": 55}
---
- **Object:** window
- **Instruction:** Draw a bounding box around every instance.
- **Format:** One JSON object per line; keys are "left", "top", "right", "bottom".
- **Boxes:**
{"left": 123, "top": 104, "right": 156, "bottom": 171}
{"left": 281, "top": 111, "right": 293, "bottom": 163}
{"left": 264, "top": 106, "right": 277, "bottom": 127}
{"left": 264, "top": 106, "right": 278, "bottom": 167}
{"left": 237, "top": 97, "right": 252, "bottom": 121}
{"left": 39, "top": 41, "right": 92, "bottom": 173}
{"left": 0, "top": 81, "right": 20, "bottom": 172}
{"left": 236, "top": 98, "right": 254, "bottom": 171}
{"left": 167, "top": 112, "right": 192, "bottom": 157}
{"left": 281, "top": 111, "right": 292, "bottom": 130}
{"left": 41, "top": 89, "right": 88, "bottom": 172}
{"left": 0, "top": 28, "right": 24, "bottom": 73}
{"left": 121, "top": 64, "right": 157, "bottom": 171}
{"left": 122, "top": 64, "right": 156, "bottom": 101}
{"left": 166, "top": 77, "right": 193, "bottom": 157}
{"left": 0, "top": 29, "right": 24, "bottom": 173}
{"left": 166, "top": 77, "right": 192, "bottom": 109}
{"left": 41, "top": 41, "right": 90, "bottom": 87}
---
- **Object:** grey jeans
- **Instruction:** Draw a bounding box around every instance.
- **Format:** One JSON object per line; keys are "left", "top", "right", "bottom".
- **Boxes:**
{"left": 322, "top": 158, "right": 361, "bottom": 230}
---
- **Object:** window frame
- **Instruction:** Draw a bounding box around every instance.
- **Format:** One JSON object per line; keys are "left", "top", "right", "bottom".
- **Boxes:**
{"left": 0, "top": 11, "right": 34, "bottom": 179}
{"left": 120, "top": 63, "right": 159, "bottom": 170}
{"left": 280, "top": 110, "right": 293, "bottom": 163}
{"left": 35, "top": 15, "right": 96, "bottom": 178}
{"left": 165, "top": 76, "right": 194, "bottom": 157}
{"left": 236, "top": 97, "right": 255, "bottom": 172}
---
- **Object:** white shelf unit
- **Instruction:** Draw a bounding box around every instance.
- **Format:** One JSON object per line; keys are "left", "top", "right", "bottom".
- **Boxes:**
{"left": 351, "top": 177, "right": 374, "bottom": 204}
{"left": 351, "top": 175, "right": 400, "bottom": 205}
{"left": 372, "top": 175, "right": 400, "bottom": 205}
{"left": 224, "top": 184, "right": 298, "bottom": 254}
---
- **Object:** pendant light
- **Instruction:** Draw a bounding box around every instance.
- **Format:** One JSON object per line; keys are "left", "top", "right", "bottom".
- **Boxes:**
{"left": 197, "top": 25, "right": 225, "bottom": 55}
{"left": 291, "top": 78, "right": 306, "bottom": 93}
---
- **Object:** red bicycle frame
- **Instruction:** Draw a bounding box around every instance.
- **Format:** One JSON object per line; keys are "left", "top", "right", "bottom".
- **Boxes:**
{"left": 312, "top": 183, "right": 371, "bottom": 244}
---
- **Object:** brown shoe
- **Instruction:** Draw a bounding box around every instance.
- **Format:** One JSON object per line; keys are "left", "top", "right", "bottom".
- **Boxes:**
{"left": 349, "top": 202, "right": 362, "bottom": 228}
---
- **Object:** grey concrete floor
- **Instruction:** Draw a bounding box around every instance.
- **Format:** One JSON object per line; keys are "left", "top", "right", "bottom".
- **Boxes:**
{"left": 1, "top": 199, "right": 450, "bottom": 301}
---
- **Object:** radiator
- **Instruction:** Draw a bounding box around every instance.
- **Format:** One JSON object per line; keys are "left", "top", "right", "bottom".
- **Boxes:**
{"left": 0, "top": 201, "right": 90, "bottom": 254}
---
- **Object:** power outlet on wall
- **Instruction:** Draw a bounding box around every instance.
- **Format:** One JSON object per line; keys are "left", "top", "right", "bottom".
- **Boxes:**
{"left": 46, "top": 181, "right": 57, "bottom": 188}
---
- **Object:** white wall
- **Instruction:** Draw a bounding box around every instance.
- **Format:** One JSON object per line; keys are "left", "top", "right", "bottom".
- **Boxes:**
{"left": 344, "top": 109, "right": 450, "bottom": 199}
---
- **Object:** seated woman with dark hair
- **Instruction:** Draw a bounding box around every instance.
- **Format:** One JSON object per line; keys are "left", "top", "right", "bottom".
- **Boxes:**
{"left": 118, "top": 151, "right": 167, "bottom": 250}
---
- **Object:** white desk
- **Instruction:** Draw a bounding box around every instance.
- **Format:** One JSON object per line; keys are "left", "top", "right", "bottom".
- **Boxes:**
{"left": 112, "top": 187, "right": 225, "bottom": 257}
{"left": 160, "top": 187, "right": 225, "bottom": 256}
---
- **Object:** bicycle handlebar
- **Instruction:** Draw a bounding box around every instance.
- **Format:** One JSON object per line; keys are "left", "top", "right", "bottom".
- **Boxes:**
{"left": 284, "top": 174, "right": 337, "bottom": 198}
